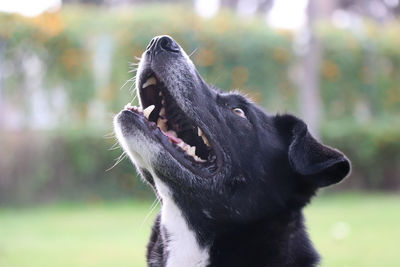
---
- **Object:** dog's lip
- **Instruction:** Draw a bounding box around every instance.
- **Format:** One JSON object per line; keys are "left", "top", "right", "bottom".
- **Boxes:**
{"left": 121, "top": 106, "right": 218, "bottom": 176}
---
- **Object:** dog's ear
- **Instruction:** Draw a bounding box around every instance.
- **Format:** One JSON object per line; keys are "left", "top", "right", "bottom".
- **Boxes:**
{"left": 276, "top": 115, "right": 350, "bottom": 187}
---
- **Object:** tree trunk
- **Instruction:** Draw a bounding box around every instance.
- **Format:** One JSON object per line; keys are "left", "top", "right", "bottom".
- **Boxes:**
{"left": 299, "top": 0, "right": 336, "bottom": 138}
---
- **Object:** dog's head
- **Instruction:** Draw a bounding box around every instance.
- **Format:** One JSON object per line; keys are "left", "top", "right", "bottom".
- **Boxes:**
{"left": 114, "top": 36, "right": 350, "bottom": 224}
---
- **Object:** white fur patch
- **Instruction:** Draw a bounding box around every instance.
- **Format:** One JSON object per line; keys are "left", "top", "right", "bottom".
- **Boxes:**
{"left": 154, "top": 178, "right": 210, "bottom": 267}
{"left": 113, "top": 115, "right": 161, "bottom": 169}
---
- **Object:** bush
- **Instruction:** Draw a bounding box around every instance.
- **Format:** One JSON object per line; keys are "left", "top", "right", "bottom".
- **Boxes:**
{"left": 0, "top": 129, "right": 152, "bottom": 205}
{"left": 0, "top": 5, "right": 399, "bottom": 204}
{"left": 322, "top": 119, "right": 400, "bottom": 190}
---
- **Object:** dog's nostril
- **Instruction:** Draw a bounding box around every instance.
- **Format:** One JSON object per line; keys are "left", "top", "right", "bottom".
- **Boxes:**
{"left": 158, "top": 36, "right": 180, "bottom": 53}
{"left": 146, "top": 38, "right": 156, "bottom": 51}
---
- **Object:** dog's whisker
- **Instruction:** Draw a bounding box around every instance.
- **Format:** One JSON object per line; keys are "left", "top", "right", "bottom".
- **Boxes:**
{"left": 106, "top": 152, "right": 127, "bottom": 172}
{"left": 104, "top": 131, "right": 116, "bottom": 139}
{"left": 108, "top": 141, "right": 121, "bottom": 151}
{"left": 140, "top": 197, "right": 161, "bottom": 229}
{"left": 128, "top": 79, "right": 137, "bottom": 93}
{"left": 130, "top": 94, "right": 138, "bottom": 103}
{"left": 128, "top": 68, "right": 138, "bottom": 73}
{"left": 119, "top": 78, "right": 135, "bottom": 91}
{"left": 188, "top": 47, "right": 198, "bottom": 58}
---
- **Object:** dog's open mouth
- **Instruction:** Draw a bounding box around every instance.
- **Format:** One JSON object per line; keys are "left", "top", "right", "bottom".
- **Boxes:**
{"left": 124, "top": 72, "right": 217, "bottom": 171}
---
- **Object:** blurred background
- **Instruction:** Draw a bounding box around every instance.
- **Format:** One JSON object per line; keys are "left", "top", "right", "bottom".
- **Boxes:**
{"left": 0, "top": 0, "right": 399, "bottom": 266}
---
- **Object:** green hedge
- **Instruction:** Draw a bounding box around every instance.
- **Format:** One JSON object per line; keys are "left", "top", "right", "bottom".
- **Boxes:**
{"left": 0, "top": 5, "right": 399, "bottom": 204}
{"left": 322, "top": 119, "right": 400, "bottom": 190}
{"left": 0, "top": 129, "right": 152, "bottom": 205}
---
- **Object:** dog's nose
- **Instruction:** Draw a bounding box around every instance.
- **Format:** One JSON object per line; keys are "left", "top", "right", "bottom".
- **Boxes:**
{"left": 146, "top": 35, "right": 180, "bottom": 56}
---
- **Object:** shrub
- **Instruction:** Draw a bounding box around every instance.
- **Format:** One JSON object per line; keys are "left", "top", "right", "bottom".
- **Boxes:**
{"left": 0, "top": 5, "right": 399, "bottom": 204}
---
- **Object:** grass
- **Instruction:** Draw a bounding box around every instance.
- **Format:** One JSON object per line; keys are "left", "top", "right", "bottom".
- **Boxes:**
{"left": 305, "top": 192, "right": 400, "bottom": 267}
{"left": 0, "top": 193, "right": 399, "bottom": 267}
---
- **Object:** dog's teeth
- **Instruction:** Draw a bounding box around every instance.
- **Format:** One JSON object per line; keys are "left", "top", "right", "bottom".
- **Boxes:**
{"left": 159, "top": 107, "right": 166, "bottom": 117}
{"left": 194, "top": 155, "right": 206, "bottom": 163}
{"left": 159, "top": 91, "right": 162, "bottom": 96}
{"left": 142, "top": 76, "right": 157, "bottom": 88}
{"left": 177, "top": 141, "right": 186, "bottom": 149}
{"left": 157, "top": 118, "right": 168, "bottom": 132}
{"left": 197, "top": 127, "right": 211, "bottom": 147}
{"left": 161, "top": 99, "right": 166, "bottom": 105}
{"left": 201, "top": 134, "right": 211, "bottom": 147}
{"left": 143, "top": 105, "right": 155, "bottom": 119}
{"left": 166, "top": 130, "right": 177, "bottom": 138}
{"left": 188, "top": 146, "right": 196, "bottom": 156}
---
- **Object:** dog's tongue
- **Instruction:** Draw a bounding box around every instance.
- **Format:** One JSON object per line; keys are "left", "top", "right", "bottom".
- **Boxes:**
{"left": 163, "top": 131, "right": 182, "bottom": 144}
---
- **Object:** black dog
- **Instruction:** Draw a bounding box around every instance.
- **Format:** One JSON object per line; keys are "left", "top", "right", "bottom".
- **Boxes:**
{"left": 114, "top": 36, "right": 350, "bottom": 267}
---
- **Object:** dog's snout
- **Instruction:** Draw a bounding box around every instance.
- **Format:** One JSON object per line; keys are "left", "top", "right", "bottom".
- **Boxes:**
{"left": 146, "top": 35, "right": 180, "bottom": 56}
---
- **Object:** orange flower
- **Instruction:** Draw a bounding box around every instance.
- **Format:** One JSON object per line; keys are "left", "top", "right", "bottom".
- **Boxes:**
{"left": 195, "top": 48, "right": 215, "bottom": 66}
{"left": 61, "top": 49, "right": 81, "bottom": 72}
{"left": 386, "top": 87, "right": 400, "bottom": 106}
{"left": 30, "top": 12, "right": 64, "bottom": 39}
{"left": 232, "top": 66, "right": 249, "bottom": 88}
{"left": 273, "top": 47, "right": 289, "bottom": 63}
{"left": 322, "top": 60, "right": 340, "bottom": 81}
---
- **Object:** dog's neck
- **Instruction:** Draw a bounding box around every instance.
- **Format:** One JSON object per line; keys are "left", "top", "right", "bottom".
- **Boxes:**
{"left": 207, "top": 213, "right": 319, "bottom": 267}
{"left": 153, "top": 178, "right": 319, "bottom": 267}
{"left": 160, "top": 194, "right": 210, "bottom": 267}
{"left": 158, "top": 202, "right": 319, "bottom": 267}
{"left": 153, "top": 177, "right": 210, "bottom": 267}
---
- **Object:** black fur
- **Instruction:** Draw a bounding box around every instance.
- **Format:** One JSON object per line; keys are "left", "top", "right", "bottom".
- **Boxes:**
{"left": 115, "top": 36, "right": 351, "bottom": 267}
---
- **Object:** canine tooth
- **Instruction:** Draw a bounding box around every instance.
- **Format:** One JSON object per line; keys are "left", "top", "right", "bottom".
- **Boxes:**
{"left": 159, "top": 91, "right": 162, "bottom": 96}
{"left": 142, "top": 76, "right": 157, "bottom": 88}
{"left": 159, "top": 107, "right": 166, "bottom": 117}
{"left": 197, "top": 127, "right": 211, "bottom": 147}
{"left": 143, "top": 105, "right": 155, "bottom": 119}
{"left": 201, "top": 134, "right": 211, "bottom": 147}
{"left": 157, "top": 118, "right": 168, "bottom": 132}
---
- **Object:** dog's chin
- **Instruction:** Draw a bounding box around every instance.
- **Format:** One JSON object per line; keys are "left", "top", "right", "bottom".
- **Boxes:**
{"left": 113, "top": 101, "right": 219, "bottom": 178}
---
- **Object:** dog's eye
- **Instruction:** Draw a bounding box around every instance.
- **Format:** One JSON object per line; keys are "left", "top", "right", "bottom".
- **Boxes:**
{"left": 232, "top": 108, "right": 246, "bottom": 119}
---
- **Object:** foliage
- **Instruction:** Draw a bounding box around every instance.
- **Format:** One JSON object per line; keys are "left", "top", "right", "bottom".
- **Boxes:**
{"left": 319, "top": 23, "right": 400, "bottom": 119}
{"left": 0, "top": 129, "right": 152, "bottom": 205}
{"left": 0, "top": 5, "right": 295, "bottom": 126}
{"left": 322, "top": 118, "right": 400, "bottom": 190}
{"left": 0, "top": 5, "right": 399, "bottom": 204}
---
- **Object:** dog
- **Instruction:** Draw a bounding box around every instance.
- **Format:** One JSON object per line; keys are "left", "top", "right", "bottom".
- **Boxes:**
{"left": 114, "top": 36, "right": 350, "bottom": 267}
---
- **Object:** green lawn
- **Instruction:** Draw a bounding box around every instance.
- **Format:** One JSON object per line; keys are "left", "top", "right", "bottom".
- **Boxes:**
{"left": 0, "top": 193, "right": 398, "bottom": 267}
